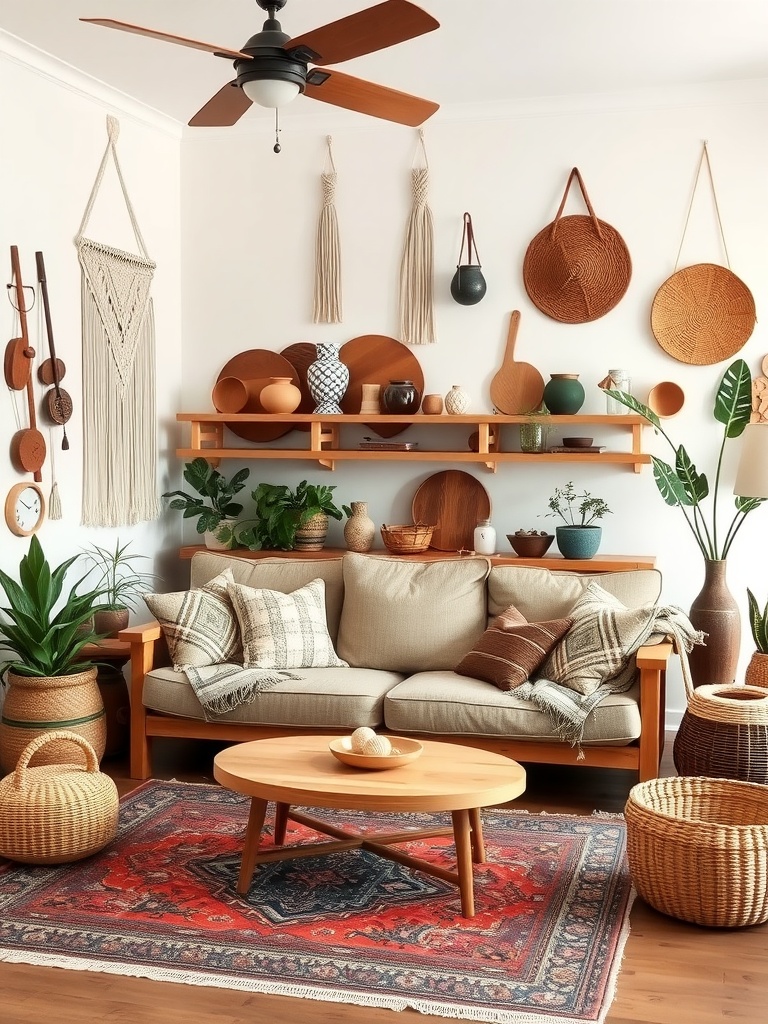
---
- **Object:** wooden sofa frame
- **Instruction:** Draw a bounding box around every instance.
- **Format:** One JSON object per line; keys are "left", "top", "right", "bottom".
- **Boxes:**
{"left": 121, "top": 622, "right": 672, "bottom": 783}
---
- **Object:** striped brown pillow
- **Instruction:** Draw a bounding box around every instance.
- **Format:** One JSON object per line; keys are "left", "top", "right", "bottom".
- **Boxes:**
{"left": 455, "top": 606, "right": 573, "bottom": 691}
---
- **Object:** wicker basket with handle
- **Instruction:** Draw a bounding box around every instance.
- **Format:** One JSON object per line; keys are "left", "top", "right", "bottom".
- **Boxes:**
{"left": 0, "top": 730, "right": 119, "bottom": 864}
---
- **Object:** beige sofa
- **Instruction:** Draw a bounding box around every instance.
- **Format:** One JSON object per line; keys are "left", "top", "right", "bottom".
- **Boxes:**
{"left": 121, "top": 551, "right": 673, "bottom": 782}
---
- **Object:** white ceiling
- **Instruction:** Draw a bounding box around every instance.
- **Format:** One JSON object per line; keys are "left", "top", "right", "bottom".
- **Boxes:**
{"left": 2, "top": 0, "right": 768, "bottom": 125}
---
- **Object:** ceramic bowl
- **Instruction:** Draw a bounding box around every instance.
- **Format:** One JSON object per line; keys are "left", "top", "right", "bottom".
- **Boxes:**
{"left": 329, "top": 736, "right": 424, "bottom": 770}
{"left": 648, "top": 382, "right": 685, "bottom": 418}
{"left": 562, "top": 436, "right": 593, "bottom": 447}
{"left": 506, "top": 533, "right": 554, "bottom": 558}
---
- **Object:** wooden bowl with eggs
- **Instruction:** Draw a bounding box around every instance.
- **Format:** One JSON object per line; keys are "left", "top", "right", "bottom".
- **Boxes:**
{"left": 329, "top": 728, "right": 423, "bottom": 769}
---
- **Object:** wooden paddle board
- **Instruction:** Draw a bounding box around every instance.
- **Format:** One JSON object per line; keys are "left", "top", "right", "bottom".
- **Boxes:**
{"left": 280, "top": 342, "right": 317, "bottom": 431}
{"left": 215, "top": 350, "right": 300, "bottom": 442}
{"left": 489, "top": 310, "right": 545, "bottom": 414}
{"left": 412, "top": 470, "right": 492, "bottom": 552}
{"left": 339, "top": 334, "right": 425, "bottom": 438}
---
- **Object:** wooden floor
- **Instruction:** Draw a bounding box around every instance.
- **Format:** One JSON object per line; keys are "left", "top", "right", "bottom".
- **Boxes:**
{"left": 2, "top": 735, "right": 765, "bottom": 1024}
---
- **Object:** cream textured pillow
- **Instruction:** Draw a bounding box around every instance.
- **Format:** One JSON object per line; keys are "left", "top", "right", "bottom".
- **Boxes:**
{"left": 540, "top": 581, "right": 657, "bottom": 696}
{"left": 228, "top": 578, "right": 348, "bottom": 670}
{"left": 455, "top": 605, "right": 573, "bottom": 691}
{"left": 145, "top": 569, "right": 241, "bottom": 671}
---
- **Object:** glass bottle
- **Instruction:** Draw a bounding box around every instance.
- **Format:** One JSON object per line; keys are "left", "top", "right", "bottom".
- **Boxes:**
{"left": 473, "top": 518, "right": 496, "bottom": 555}
{"left": 605, "top": 368, "right": 631, "bottom": 414}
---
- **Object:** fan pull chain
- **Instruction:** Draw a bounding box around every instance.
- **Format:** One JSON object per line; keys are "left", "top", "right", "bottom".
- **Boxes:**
{"left": 273, "top": 109, "right": 281, "bottom": 154}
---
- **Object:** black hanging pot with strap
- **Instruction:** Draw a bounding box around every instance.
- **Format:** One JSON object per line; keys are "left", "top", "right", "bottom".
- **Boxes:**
{"left": 450, "top": 212, "right": 487, "bottom": 305}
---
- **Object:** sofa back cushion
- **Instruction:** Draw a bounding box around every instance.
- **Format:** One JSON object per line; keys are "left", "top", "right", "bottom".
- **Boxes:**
{"left": 488, "top": 566, "right": 662, "bottom": 620}
{"left": 190, "top": 552, "right": 344, "bottom": 642}
{"left": 337, "top": 552, "right": 490, "bottom": 673}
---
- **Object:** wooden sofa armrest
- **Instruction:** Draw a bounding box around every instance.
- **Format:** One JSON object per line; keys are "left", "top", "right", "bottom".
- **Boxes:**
{"left": 118, "top": 620, "right": 166, "bottom": 780}
{"left": 634, "top": 640, "right": 674, "bottom": 781}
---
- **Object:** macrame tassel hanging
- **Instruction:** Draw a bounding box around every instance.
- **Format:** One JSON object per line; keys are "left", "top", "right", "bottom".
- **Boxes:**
{"left": 313, "top": 136, "right": 342, "bottom": 323}
{"left": 399, "top": 129, "right": 436, "bottom": 345}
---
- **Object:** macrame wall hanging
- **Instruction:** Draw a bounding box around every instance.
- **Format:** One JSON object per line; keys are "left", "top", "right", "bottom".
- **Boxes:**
{"left": 75, "top": 115, "right": 160, "bottom": 527}
{"left": 313, "top": 136, "right": 342, "bottom": 324}
{"left": 399, "top": 129, "right": 436, "bottom": 345}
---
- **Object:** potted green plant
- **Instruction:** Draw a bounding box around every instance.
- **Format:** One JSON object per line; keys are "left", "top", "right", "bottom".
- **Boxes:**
{"left": 83, "top": 538, "right": 160, "bottom": 636}
{"left": 162, "top": 457, "right": 250, "bottom": 549}
{"left": 0, "top": 536, "right": 110, "bottom": 771}
{"left": 543, "top": 481, "right": 611, "bottom": 559}
{"left": 239, "top": 480, "right": 344, "bottom": 552}
{"left": 746, "top": 589, "right": 768, "bottom": 688}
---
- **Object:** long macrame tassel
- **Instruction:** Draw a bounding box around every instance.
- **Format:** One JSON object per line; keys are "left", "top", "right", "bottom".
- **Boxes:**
{"left": 47, "top": 435, "right": 63, "bottom": 520}
{"left": 313, "top": 137, "right": 342, "bottom": 323}
{"left": 399, "top": 129, "right": 436, "bottom": 345}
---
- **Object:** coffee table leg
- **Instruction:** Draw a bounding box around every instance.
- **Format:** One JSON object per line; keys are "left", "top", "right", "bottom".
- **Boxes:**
{"left": 274, "top": 801, "right": 289, "bottom": 845}
{"left": 237, "top": 797, "right": 268, "bottom": 894}
{"left": 452, "top": 809, "right": 475, "bottom": 918}
{"left": 468, "top": 807, "right": 486, "bottom": 863}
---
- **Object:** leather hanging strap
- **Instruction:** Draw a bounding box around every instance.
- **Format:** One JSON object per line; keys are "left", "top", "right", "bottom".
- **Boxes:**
{"left": 549, "top": 167, "right": 604, "bottom": 240}
{"left": 457, "top": 212, "right": 481, "bottom": 266}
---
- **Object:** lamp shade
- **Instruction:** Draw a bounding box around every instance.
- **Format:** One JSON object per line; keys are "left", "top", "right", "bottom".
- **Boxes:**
{"left": 242, "top": 79, "right": 300, "bottom": 108}
{"left": 734, "top": 424, "right": 768, "bottom": 498}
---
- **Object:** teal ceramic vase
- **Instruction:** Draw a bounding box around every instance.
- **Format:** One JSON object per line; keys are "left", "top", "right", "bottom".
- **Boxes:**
{"left": 543, "top": 373, "right": 585, "bottom": 414}
{"left": 555, "top": 525, "right": 602, "bottom": 559}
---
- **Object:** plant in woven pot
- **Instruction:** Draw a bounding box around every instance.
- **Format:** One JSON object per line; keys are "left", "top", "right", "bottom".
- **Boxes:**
{"left": 542, "top": 481, "right": 611, "bottom": 559}
{"left": 0, "top": 536, "right": 110, "bottom": 772}
{"left": 606, "top": 358, "right": 767, "bottom": 686}
{"left": 162, "top": 458, "right": 250, "bottom": 550}
{"left": 82, "top": 538, "right": 160, "bottom": 637}
{"left": 239, "top": 480, "right": 344, "bottom": 552}
{"left": 745, "top": 589, "right": 768, "bottom": 688}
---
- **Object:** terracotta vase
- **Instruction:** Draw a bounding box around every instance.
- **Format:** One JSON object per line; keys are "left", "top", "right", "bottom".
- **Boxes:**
{"left": 294, "top": 512, "right": 329, "bottom": 551}
{"left": 687, "top": 560, "right": 740, "bottom": 687}
{"left": 421, "top": 394, "right": 443, "bottom": 415}
{"left": 260, "top": 376, "right": 301, "bottom": 414}
{"left": 344, "top": 501, "right": 375, "bottom": 553}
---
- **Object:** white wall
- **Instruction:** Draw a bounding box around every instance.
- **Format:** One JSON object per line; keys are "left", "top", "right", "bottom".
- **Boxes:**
{"left": 0, "top": 35, "right": 183, "bottom": 610}
{"left": 180, "top": 82, "right": 768, "bottom": 724}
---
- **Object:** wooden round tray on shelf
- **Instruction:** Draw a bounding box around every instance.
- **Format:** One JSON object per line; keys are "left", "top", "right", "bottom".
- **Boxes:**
{"left": 412, "top": 470, "right": 491, "bottom": 552}
{"left": 213, "top": 349, "right": 300, "bottom": 442}
{"left": 339, "top": 334, "right": 425, "bottom": 438}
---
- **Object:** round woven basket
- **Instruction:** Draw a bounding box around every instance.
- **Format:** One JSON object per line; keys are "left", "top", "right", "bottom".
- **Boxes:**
{"left": 625, "top": 776, "right": 768, "bottom": 928}
{"left": 380, "top": 523, "right": 434, "bottom": 554}
{"left": 523, "top": 168, "right": 631, "bottom": 324}
{"left": 745, "top": 651, "right": 768, "bottom": 689}
{"left": 650, "top": 263, "right": 756, "bottom": 365}
{"left": 673, "top": 684, "right": 768, "bottom": 784}
{"left": 0, "top": 731, "right": 119, "bottom": 864}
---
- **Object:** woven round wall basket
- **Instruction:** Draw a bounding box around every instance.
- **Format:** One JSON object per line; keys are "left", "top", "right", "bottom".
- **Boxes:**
{"left": 523, "top": 167, "right": 632, "bottom": 323}
{"left": 650, "top": 263, "right": 756, "bottom": 365}
{"left": 673, "top": 683, "right": 768, "bottom": 784}
{"left": 625, "top": 775, "right": 768, "bottom": 928}
{"left": 0, "top": 731, "right": 119, "bottom": 865}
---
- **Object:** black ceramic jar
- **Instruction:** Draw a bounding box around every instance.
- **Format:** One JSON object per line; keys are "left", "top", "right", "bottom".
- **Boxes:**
{"left": 382, "top": 380, "right": 421, "bottom": 415}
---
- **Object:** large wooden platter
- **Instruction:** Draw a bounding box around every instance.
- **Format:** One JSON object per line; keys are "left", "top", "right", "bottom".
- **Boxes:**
{"left": 339, "top": 334, "right": 425, "bottom": 438}
{"left": 214, "top": 350, "right": 300, "bottom": 442}
{"left": 280, "top": 342, "right": 317, "bottom": 432}
{"left": 489, "top": 310, "right": 545, "bottom": 414}
{"left": 412, "top": 470, "right": 492, "bottom": 552}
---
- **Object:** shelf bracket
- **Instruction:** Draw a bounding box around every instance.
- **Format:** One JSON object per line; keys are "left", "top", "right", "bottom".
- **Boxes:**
{"left": 311, "top": 420, "right": 338, "bottom": 471}
{"left": 477, "top": 423, "right": 499, "bottom": 472}
{"left": 190, "top": 421, "right": 224, "bottom": 466}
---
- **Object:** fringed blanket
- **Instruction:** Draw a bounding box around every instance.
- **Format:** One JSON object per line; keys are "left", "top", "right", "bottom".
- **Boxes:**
{"left": 184, "top": 664, "right": 301, "bottom": 721}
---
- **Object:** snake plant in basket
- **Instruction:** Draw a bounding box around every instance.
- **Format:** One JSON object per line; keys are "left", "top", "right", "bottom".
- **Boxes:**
{"left": 746, "top": 589, "right": 768, "bottom": 688}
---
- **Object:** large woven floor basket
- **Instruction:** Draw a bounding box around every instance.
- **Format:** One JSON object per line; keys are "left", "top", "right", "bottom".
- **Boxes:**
{"left": 673, "top": 684, "right": 768, "bottom": 784}
{"left": 0, "top": 731, "right": 119, "bottom": 865}
{"left": 625, "top": 776, "right": 768, "bottom": 928}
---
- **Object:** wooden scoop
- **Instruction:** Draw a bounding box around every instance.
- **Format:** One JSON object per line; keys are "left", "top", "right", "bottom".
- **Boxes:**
{"left": 489, "top": 310, "right": 545, "bottom": 414}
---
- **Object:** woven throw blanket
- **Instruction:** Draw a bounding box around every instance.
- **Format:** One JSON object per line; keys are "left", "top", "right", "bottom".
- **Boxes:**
{"left": 184, "top": 664, "right": 301, "bottom": 720}
{"left": 514, "top": 605, "right": 704, "bottom": 749}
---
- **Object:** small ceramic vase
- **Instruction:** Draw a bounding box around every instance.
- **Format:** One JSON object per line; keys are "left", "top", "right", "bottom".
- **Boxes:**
{"left": 382, "top": 380, "right": 421, "bottom": 415}
{"left": 444, "top": 385, "right": 470, "bottom": 415}
{"left": 543, "top": 373, "right": 585, "bottom": 415}
{"left": 344, "top": 501, "right": 375, "bottom": 553}
{"left": 359, "top": 383, "right": 381, "bottom": 415}
{"left": 260, "top": 376, "right": 301, "bottom": 414}
{"left": 421, "top": 394, "right": 443, "bottom": 415}
{"left": 307, "top": 343, "right": 349, "bottom": 414}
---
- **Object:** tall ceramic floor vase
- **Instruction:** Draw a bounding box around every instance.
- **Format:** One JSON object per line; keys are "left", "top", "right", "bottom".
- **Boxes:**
{"left": 687, "top": 560, "right": 740, "bottom": 687}
{"left": 344, "top": 501, "right": 375, "bottom": 553}
{"left": 307, "top": 343, "right": 349, "bottom": 414}
{"left": 0, "top": 668, "right": 106, "bottom": 773}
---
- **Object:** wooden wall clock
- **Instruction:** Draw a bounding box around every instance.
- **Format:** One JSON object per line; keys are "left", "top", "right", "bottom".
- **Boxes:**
{"left": 5, "top": 482, "right": 46, "bottom": 536}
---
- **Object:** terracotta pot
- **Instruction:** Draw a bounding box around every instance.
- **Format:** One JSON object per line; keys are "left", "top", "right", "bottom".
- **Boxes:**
{"left": 688, "top": 560, "right": 740, "bottom": 687}
{"left": 294, "top": 512, "right": 329, "bottom": 551}
{"left": 260, "top": 376, "right": 301, "bottom": 414}
{"left": 421, "top": 394, "right": 443, "bottom": 415}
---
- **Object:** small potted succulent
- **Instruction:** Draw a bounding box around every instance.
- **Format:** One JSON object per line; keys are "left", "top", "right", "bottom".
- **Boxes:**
{"left": 506, "top": 529, "right": 554, "bottom": 558}
{"left": 746, "top": 589, "right": 768, "bottom": 688}
{"left": 162, "top": 458, "right": 250, "bottom": 549}
{"left": 543, "top": 481, "right": 611, "bottom": 559}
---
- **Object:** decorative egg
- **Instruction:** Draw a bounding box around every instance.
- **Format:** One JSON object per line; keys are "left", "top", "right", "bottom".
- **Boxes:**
{"left": 362, "top": 735, "right": 393, "bottom": 757}
{"left": 350, "top": 727, "right": 377, "bottom": 753}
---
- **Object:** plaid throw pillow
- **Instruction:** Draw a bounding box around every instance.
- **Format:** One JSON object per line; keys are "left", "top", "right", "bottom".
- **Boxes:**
{"left": 145, "top": 569, "right": 241, "bottom": 671}
{"left": 455, "top": 605, "right": 573, "bottom": 691}
{"left": 540, "top": 581, "right": 657, "bottom": 696}
{"left": 228, "top": 578, "right": 348, "bottom": 670}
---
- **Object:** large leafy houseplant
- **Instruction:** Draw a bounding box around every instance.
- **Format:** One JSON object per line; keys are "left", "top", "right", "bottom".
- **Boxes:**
{"left": 162, "top": 458, "right": 250, "bottom": 542}
{"left": 606, "top": 359, "right": 765, "bottom": 559}
{"left": 239, "top": 480, "right": 344, "bottom": 551}
{"left": 0, "top": 535, "right": 107, "bottom": 679}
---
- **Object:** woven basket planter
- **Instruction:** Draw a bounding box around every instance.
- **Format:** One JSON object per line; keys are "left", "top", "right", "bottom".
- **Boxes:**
{"left": 673, "top": 684, "right": 768, "bottom": 784}
{"left": 0, "top": 731, "right": 119, "bottom": 864}
{"left": 625, "top": 776, "right": 768, "bottom": 928}
{"left": 745, "top": 651, "right": 768, "bottom": 689}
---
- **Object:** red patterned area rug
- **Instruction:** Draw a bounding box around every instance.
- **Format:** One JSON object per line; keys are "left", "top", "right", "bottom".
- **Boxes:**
{"left": 0, "top": 781, "right": 633, "bottom": 1024}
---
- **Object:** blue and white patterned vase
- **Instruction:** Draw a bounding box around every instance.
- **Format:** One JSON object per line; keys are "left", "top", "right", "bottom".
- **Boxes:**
{"left": 307, "top": 343, "right": 349, "bottom": 414}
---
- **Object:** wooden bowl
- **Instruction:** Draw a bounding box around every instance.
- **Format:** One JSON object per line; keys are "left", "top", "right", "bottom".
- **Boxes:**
{"left": 506, "top": 533, "right": 554, "bottom": 558}
{"left": 648, "top": 382, "right": 685, "bottom": 418}
{"left": 562, "top": 436, "right": 593, "bottom": 447}
{"left": 329, "top": 736, "right": 424, "bottom": 770}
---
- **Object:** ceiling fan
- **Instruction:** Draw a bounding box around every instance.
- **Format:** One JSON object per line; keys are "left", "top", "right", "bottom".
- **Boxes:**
{"left": 81, "top": 0, "right": 440, "bottom": 141}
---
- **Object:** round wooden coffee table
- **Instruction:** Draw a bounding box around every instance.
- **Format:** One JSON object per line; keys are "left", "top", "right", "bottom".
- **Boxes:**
{"left": 213, "top": 735, "right": 526, "bottom": 918}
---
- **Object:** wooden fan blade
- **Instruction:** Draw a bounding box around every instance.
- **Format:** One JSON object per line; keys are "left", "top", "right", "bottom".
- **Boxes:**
{"left": 79, "top": 18, "right": 252, "bottom": 61}
{"left": 286, "top": 0, "right": 439, "bottom": 66}
{"left": 305, "top": 69, "right": 438, "bottom": 126}
{"left": 189, "top": 82, "right": 253, "bottom": 127}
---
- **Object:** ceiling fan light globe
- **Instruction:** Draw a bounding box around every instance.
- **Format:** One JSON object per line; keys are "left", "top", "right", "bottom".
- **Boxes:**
{"left": 242, "top": 78, "right": 301, "bottom": 108}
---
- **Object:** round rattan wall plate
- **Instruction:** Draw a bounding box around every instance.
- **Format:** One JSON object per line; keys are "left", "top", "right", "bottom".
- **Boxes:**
{"left": 651, "top": 263, "right": 756, "bottom": 365}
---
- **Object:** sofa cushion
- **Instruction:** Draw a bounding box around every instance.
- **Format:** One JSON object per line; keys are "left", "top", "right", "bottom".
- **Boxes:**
{"left": 144, "top": 569, "right": 240, "bottom": 670}
{"left": 336, "top": 552, "right": 490, "bottom": 673}
{"left": 143, "top": 665, "right": 402, "bottom": 728}
{"left": 190, "top": 552, "right": 344, "bottom": 642}
{"left": 229, "top": 578, "right": 347, "bottom": 670}
{"left": 455, "top": 606, "right": 573, "bottom": 691}
{"left": 383, "top": 671, "right": 641, "bottom": 744}
{"left": 488, "top": 566, "right": 662, "bottom": 621}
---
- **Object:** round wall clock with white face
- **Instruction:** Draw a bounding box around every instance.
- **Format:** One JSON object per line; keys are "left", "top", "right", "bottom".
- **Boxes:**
{"left": 5, "top": 482, "right": 46, "bottom": 537}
